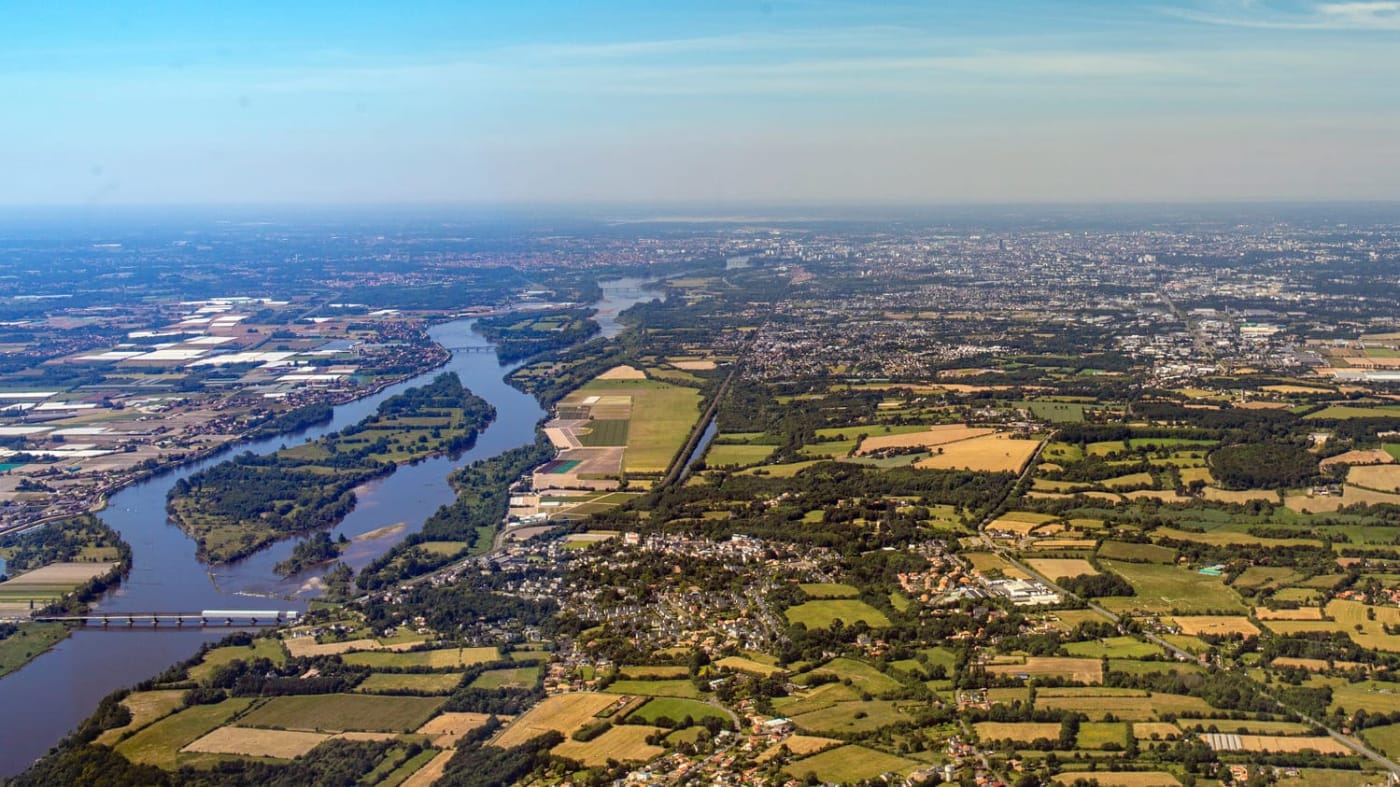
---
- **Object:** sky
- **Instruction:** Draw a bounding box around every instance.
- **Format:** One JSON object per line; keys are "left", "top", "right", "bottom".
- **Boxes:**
{"left": 2, "top": 0, "right": 1399, "bottom": 206}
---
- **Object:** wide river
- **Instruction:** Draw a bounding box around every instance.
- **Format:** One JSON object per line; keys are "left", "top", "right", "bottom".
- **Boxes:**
{"left": 0, "top": 278, "right": 658, "bottom": 776}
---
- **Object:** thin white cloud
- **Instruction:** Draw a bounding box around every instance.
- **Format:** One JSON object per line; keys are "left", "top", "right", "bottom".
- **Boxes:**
{"left": 1165, "top": 0, "right": 1400, "bottom": 29}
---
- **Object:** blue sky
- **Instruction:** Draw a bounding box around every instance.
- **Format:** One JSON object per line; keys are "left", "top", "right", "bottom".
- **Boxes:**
{"left": 2, "top": 0, "right": 1398, "bottom": 205}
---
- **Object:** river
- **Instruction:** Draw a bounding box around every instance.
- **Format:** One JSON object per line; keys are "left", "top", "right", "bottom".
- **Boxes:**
{"left": 0, "top": 277, "right": 659, "bottom": 776}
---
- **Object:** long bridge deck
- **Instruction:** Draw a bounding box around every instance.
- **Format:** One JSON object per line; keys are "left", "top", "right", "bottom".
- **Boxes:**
{"left": 34, "top": 609, "right": 299, "bottom": 628}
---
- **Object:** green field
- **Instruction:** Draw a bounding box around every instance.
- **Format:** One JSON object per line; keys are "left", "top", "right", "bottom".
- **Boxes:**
{"left": 1077, "top": 721, "right": 1128, "bottom": 749}
{"left": 1096, "top": 541, "right": 1176, "bottom": 564}
{"left": 788, "top": 700, "right": 913, "bottom": 734}
{"left": 626, "top": 697, "right": 728, "bottom": 725}
{"left": 469, "top": 665, "right": 541, "bottom": 690}
{"left": 1362, "top": 723, "right": 1400, "bottom": 759}
{"left": 1015, "top": 400, "right": 1089, "bottom": 423}
{"left": 704, "top": 443, "right": 775, "bottom": 467}
{"left": 1306, "top": 405, "right": 1400, "bottom": 420}
{"left": 800, "top": 658, "right": 903, "bottom": 695}
{"left": 606, "top": 679, "right": 702, "bottom": 698}
{"left": 357, "top": 672, "right": 464, "bottom": 694}
{"left": 114, "top": 698, "right": 254, "bottom": 769}
{"left": 188, "top": 639, "right": 288, "bottom": 683}
{"left": 572, "top": 378, "right": 702, "bottom": 474}
{"left": 1098, "top": 560, "right": 1245, "bottom": 614}
{"left": 0, "top": 623, "right": 70, "bottom": 678}
{"left": 1064, "top": 636, "right": 1163, "bottom": 659}
{"left": 238, "top": 694, "right": 443, "bottom": 733}
{"left": 785, "top": 600, "right": 892, "bottom": 629}
{"left": 577, "top": 419, "right": 630, "bottom": 447}
{"left": 783, "top": 744, "right": 921, "bottom": 783}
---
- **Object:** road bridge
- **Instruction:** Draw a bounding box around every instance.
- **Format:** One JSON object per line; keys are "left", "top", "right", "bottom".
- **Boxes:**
{"left": 34, "top": 609, "right": 298, "bottom": 628}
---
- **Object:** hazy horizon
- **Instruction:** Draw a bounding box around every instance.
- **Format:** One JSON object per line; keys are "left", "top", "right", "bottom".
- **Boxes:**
{"left": 5, "top": 1, "right": 1399, "bottom": 206}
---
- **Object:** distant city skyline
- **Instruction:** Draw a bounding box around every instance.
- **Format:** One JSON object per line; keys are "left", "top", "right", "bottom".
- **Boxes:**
{"left": 3, "top": 0, "right": 1399, "bottom": 206}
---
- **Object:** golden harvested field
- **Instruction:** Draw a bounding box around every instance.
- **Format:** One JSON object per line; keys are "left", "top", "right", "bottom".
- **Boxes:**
{"left": 1201, "top": 487, "right": 1278, "bottom": 504}
{"left": 1263, "top": 384, "right": 1334, "bottom": 394}
{"left": 855, "top": 424, "right": 994, "bottom": 454}
{"left": 777, "top": 735, "right": 840, "bottom": 756}
{"left": 2, "top": 561, "right": 117, "bottom": 590}
{"left": 1230, "top": 735, "right": 1351, "bottom": 755}
{"left": 963, "top": 551, "right": 1029, "bottom": 579}
{"left": 915, "top": 433, "right": 1042, "bottom": 473}
{"left": 974, "top": 722, "right": 1062, "bottom": 743}
{"left": 1349, "top": 464, "right": 1400, "bottom": 492}
{"left": 1053, "top": 772, "right": 1180, "bottom": 786}
{"left": 1170, "top": 616, "right": 1261, "bottom": 637}
{"left": 1028, "top": 539, "right": 1098, "bottom": 550}
{"left": 417, "top": 712, "right": 497, "bottom": 747}
{"left": 1038, "top": 693, "right": 1212, "bottom": 720}
{"left": 340, "top": 646, "right": 499, "bottom": 669}
{"left": 95, "top": 690, "right": 188, "bottom": 746}
{"left": 1255, "top": 606, "right": 1324, "bottom": 620}
{"left": 1286, "top": 485, "right": 1400, "bottom": 513}
{"left": 1263, "top": 600, "right": 1400, "bottom": 652}
{"left": 1321, "top": 450, "right": 1394, "bottom": 470}
{"left": 987, "top": 518, "right": 1042, "bottom": 535}
{"left": 987, "top": 657, "right": 1103, "bottom": 684}
{"left": 283, "top": 637, "right": 419, "bottom": 658}
{"left": 670, "top": 360, "right": 716, "bottom": 370}
{"left": 1133, "top": 723, "right": 1181, "bottom": 740}
{"left": 716, "top": 656, "right": 786, "bottom": 676}
{"left": 551, "top": 724, "right": 665, "bottom": 766}
{"left": 596, "top": 364, "right": 648, "bottom": 380}
{"left": 1026, "top": 558, "right": 1097, "bottom": 580}
{"left": 494, "top": 693, "right": 620, "bottom": 748}
{"left": 182, "top": 726, "right": 329, "bottom": 759}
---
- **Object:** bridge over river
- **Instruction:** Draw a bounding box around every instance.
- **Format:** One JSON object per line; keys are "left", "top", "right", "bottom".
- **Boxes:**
{"left": 34, "top": 609, "right": 299, "bottom": 628}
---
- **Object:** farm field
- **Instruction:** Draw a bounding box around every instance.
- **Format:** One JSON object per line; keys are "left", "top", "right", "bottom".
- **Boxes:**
{"left": 1037, "top": 693, "right": 1214, "bottom": 720}
{"left": 1077, "top": 721, "right": 1128, "bottom": 749}
{"left": 788, "top": 700, "right": 913, "bottom": 734}
{"left": 801, "top": 658, "right": 903, "bottom": 694}
{"left": 469, "top": 665, "right": 540, "bottom": 690}
{"left": 606, "top": 679, "right": 702, "bottom": 698}
{"left": 188, "top": 639, "right": 288, "bottom": 682}
{"left": 551, "top": 724, "right": 665, "bottom": 766}
{"left": 416, "top": 712, "right": 495, "bottom": 747}
{"left": 181, "top": 726, "right": 328, "bottom": 759}
{"left": 493, "top": 693, "right": 620, "bottom": 748}
{"left": 986, "top": 656, "right": 1103, "bottom": 684}
{"left": 1361, "top": 723, "right": 1400, "bottom": 758}
{"left": 95, "top": 690, "right": 189, "bottom": 746}
{"left": 1064, "top": 636, "right": 1162, "bottom": 659}
{"left": 1026, "top": 558, "right": 1097, "bottom": 580}
{"left": 1169, "top": 615, "right": 1261, "bottom": 637}
{"left": 785, "top": 599, "right": 892, "bottom": 629}
{"left": 783, "top": 744, "right": 921, "bottom": 783}
{"left": 715, "top": 655, "right": 786, "bottom": 676}
{"left": 1052, "top": 772, "right": 1180, "bottom": 786}
{"left": 964, "top": 551, "right": 1029, "bottom": 579}
{"left": 340, "top": 646, "right": 499, "bottom": 669}
{"left": 561, "top": 378, "right": 702, "bottom": 474}
{"left": 974, "top": 721, "right": 1062, "bottom": 744}
{"left": 1097, "top": 560, "right": 1245, "bottom": 614}
{"left": 915, "top": 433, "right": 1042, "bottom": 473}
{"left": 855, "top": 424, "right": 994, "bottom": 454}
{"left": 358, "top": 672, "right": 463, "bottom": 694}
{"left": 1096, "top": 541, "right": 1176, "bottom": 563}
{"left": 704, "top": 443, "right": 774, "bottom": 467}
{"left": 115, "top": 698, "right": 255, "bottom": 769}
{"left": 237, "top": 694, "right": 442, "bottom": 733}
{"left": 627, "top": 697, "right": 728, "bottom": 725}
